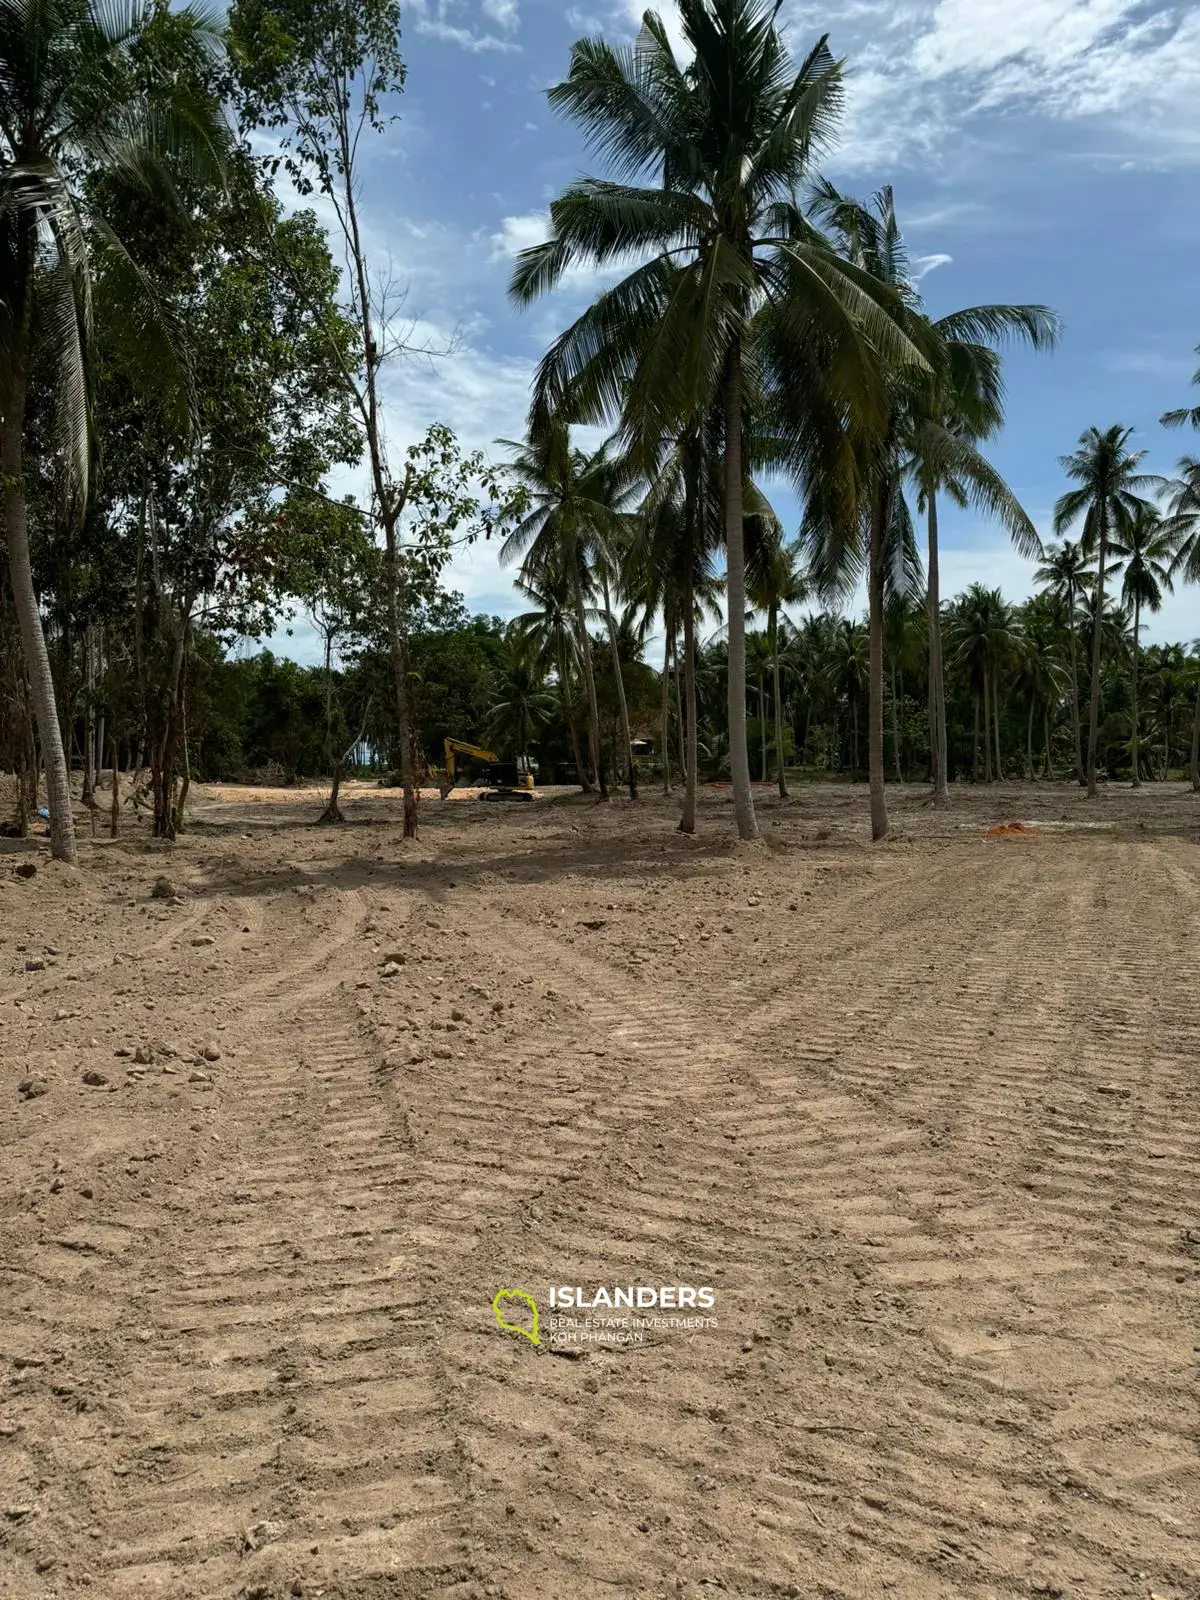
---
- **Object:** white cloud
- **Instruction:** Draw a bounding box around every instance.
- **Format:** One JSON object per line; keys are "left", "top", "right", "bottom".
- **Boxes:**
{"left": 547, "top": 0, "right": 1200, "bottom": 171}
{"left": 409, "top": 0, "right": 521, "bottom": 52}
{"left": 912, "top": 251, "right": 953, "bottom": 281}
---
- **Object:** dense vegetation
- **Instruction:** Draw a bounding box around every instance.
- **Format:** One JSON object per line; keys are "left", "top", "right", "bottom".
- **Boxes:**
{"left": 4, "top": 0, "right": 1200, "bottom": 861}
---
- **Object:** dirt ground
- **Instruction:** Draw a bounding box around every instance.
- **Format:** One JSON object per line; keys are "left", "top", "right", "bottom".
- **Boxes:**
{"left": 1, "top": 776, "right": 1198, "bottom": 1600}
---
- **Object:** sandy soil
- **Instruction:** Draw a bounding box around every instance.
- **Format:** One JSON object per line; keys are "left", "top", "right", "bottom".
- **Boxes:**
{"left": 1, "top": 777, "right": 1198, "bottom": 1600}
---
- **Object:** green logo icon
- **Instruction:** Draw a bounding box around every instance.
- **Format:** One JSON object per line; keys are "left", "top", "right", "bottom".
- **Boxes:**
{"left": 493, "top": 1288, "right": 540, "bottom": 1346}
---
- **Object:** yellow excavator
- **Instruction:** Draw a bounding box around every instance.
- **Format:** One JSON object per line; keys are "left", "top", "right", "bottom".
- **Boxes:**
{"left": 440, "top": 739, "right": 536, "bottom": 802}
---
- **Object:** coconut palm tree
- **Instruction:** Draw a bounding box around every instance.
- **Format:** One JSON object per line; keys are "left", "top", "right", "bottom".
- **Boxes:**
{"left": 824, "top": 618, "right": 868, "bottom": 781}
{"left": 485, "top": 638, "right": 556, "bottom": 766}
{"left": 746, "top": 518, "right": 808, "bottom": 798}
{"left": 499, "top": 425, "right": 635, "bottom": 795}
{"left": 811, "top": 181, "right": 1056, "bottom": 833}
{"left": 508, "top": 0, "right": 921, "bottom": 842}
{"left": 1160, "top": 345, "right": 1200, "bottom": 434}
{"left": 948, "top": 585, "right": 1022, "bottom": 782}
{"left": 1108, "top": 505, "right": 1178, "bottom": 786}
{"left": 628, "top": 411, "right": 728, "bottom": 830}
{"left": 0, "top": 0, "right": 226, "bottom": 861}
{"left": 1034, "top": 540, "right": 1093, "bottom": 784}
{"left": 1053, "top": 426, "right": 1155, "bottom": 798}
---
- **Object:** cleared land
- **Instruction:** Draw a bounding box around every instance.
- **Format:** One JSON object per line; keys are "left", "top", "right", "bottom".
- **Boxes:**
{"left": 1, "top": 780, "right": 1198, "bottom": 1600}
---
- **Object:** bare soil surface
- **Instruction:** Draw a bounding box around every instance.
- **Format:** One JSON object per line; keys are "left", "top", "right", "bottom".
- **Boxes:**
{"left": 2, "top": 778, "right": 1198, "bottom": 1600}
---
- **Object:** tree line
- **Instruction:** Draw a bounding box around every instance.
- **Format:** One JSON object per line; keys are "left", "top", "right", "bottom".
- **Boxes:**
{"left": 5, "top": 0, "right": 1200, "bottom": 862}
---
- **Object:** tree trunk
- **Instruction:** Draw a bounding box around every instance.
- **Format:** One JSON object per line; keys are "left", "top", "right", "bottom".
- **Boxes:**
{"left": 973, "top": 693, "right": 980, "bottom": 781}
{"left": 1026, "top": 698, "right": 1035, "bottom": 780}
{"left": 1067, "top": 583, "right": 1084, "bottom": 785}
{"left": 673, "top": 632, "right": 686, "bottom": 780}
{"left": 993, "top": 670, "right": 1003, "bottom": 781}
{"left": 2, "top": 367, "right": 77, "bottom": 864}
{"left": 1086, "top": 528, "right": 1106, "bottom": 798}
{"left": 601, "top": 570, "right": 636, "bottom": 799}
{"left": 382, "top": 514, "right": 418, "bottom": 837}
{"left": 679, "top": 593, "right": 698, "bottom": 835}
{"left": 771, "top": 604, "right": 789, "bottom": 800}
{"left": 758, "top": 671, "right": 767, "bottom": 782}
{"left": 722, "top": 338, "right": 758, "bottom": 842}
{"left": 109, "top": 734, "right": 120, "bottom": 838}
{"left": 572, "top": 572, "right": 603, "bottom": 795}
{"left": 926, "top": 493, "right": 949, "bottom": 805}
{"left": 1130, "top": 595, "right": 1141, "bottom": 788}
{"left": 1044, "top": 710, "right": 1054, "bottom": 780}
{"left": 890, "top": 664, "right": 903, "bottom": 785}
{"left": 867, "top": 487, "right": 889, "bottom": 841}
{"left": 661, "top": 630, "right": 672, "bottom": 794}
{"left": 1191, "top": 679, "right": 1200, "bottom": 793}
{"left": 851, "top": 700, "right": 859, "bottom": 784}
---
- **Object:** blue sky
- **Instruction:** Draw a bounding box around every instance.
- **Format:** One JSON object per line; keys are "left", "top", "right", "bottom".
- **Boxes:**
{"left": 269, "top": 0, "right": 1200, "bottom": 661}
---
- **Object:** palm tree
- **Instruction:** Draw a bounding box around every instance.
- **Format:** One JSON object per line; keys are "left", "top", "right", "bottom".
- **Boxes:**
{"left": 1053, "top": 426, "right": 1155, "bottom": 798}
{"left": 812, "top": 182, "right": 1056, "bottom": 834}
{"left": 1108, "top": 506, "right": 1178, "bottom": 786}
{"left": 485, "top": 638, "right": 556, "bottom": 767}
{"left": 499, "top": 425, "right": 633, "bottom": 795}
{"left": 1, "top": 0, "right": 225, "bottom": 861}
{"left": 513, "top": 567, "right": 592, "bottom": 790}
{"left": 948, "top": 585, "right": 1022, "bottom": 782}
{"left": 1160, "top": 345, "right": 1200, "bottom": 434}
{"left": 747, "top": 519, "right": 807, "bottom": 798}
{"left": 824, "top": 618, "right": 868, "bottom": 781}
{"left": 1034, "top": 540, "right": 1093, "bottom": 783}
{"left": 508, "top": 0, "right": 919, "bottom": 842}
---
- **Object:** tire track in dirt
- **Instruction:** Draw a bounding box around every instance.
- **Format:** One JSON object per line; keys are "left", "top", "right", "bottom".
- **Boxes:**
{"left": 1, "top": 884, "right": 484, "bottom": 1598}
{"left": 408, "top": 843, "right": 1199, "bottom": 1598}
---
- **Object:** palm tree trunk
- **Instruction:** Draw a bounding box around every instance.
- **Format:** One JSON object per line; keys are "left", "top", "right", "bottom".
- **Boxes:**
{"left": 1026, "top": 699, "right": 1035, "bottom": 781}
{"left": 572, "top": 573, "right": 603, "bottom": 795}
{"left": 771, "top": 603, "right": 788, "bottom": 800}
{"left": 600, "top": 569, "right": 636, "bottom": 799}
{"left": 983, "top": 673, "right": 992, "bottom": 783}
{"left": 890, "top": 664, "right": 903, "bottom": 784}
{"left": 661, "top": 630, "right": 672, "bottom": 794}
{"left": 758, "top": 671, "right": 767, "bottom": 782}
{"left": 993, "top": 670, "right": 1004, "bottom": 780}
{"left": 2, "top": 342, "right": 76, "bottom": 864}
{"left": 867, "top": 486, "right": 890, "bottom": 840}
{"left": 1191, "top": 679, "right": 1200, "bottom": 793}
{"left": 1086, "top": 526, "right": 1106, "bottom": 799}
{"left": 722, "top": 338, "right": 758, "bottom": 842}
{"left": 1130, "top": 595, "right": 1141, "bottom": 789}
{"left": 851, "top": 701, "right": 859, "bottom": 784}
{"left": 927, "top": 493, "right": 949, "bottom": 806}
{"left": 673, "top": 633, "right": 685, "bottom": 778}
{"left": 679, "top": 595, "right": 698, "bottom": 835}
{"left": 1044, "top": 709, "right": 1054, "bottom": 779}
{"left": 973, "top": 693, "right": 980, "bottom": 781}
{"left": 1068, "top": 584, "right": 1083, "bottom": 785}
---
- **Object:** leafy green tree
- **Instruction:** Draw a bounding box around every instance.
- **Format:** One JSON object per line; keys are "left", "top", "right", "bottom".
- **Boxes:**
{"left": 1, "top": 0, "right": 227, "bottom": 860}
{"left": 230, "top": 0, "right": 501, "bottom": 838}
{"left": 1054, "top": 426, "right": 1155, "bottom": 798}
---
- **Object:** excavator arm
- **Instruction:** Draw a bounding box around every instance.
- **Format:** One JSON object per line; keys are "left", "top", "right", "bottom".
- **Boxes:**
{"left": 441, "top": 738, "right": 499, "bottom": 798}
